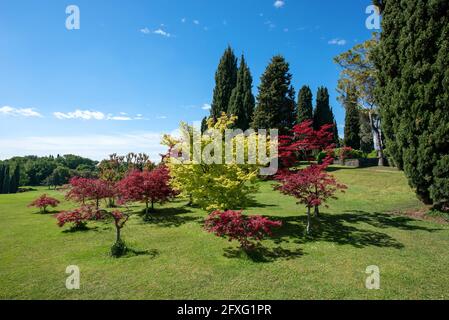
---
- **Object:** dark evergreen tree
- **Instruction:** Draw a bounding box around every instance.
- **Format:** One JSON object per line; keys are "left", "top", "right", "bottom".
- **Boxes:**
{"left": 228, "top": 55, "right": 255, "bottom": 130}
{"left": 201, "top": 117, "right": 208, "bottom": 133}
{"left": 9, "top": 165, "right": 20, "bottom": 193}
{"left": 297, "top": 85, "right": 313, "bottom": 124}
{"left": 313, "top": 86, "right": 339, "bottom": 144}
{"left": 374, "top": 0, "right": 449, "bottom": 206}
{"left": 252, "top": 55, "right": 296, "bottom": 133}
{"left": 0, "top": 164, "right": 4, "bottom": 194}
{"left": 2, "top": 166, "right": 10, "bottom": 194}
{"left": 210, "top": 46, "right": 238, "bottom": 120}
{"left": 343, "top": 85, "right": 361, "bottom": 149}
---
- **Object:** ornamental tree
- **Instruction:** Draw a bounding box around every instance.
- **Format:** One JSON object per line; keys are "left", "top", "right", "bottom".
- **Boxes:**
{"left": 110, "top": 210, "right": 130, "bottom": 257}
{"left": 163, "top": 114, "right": 262, "bottom": 211}
{"left": 275, "top": 164, "right": 346, "bottom": 234}
{"left": 204, "top": 210, "right": 282, "bottom": 251}
{"left": 117, "top": 166, "right": 177, "bottom": 217}
{"left": 66, "top": 177, "right": 115, "bottom": 210}
{"left": 278, "top": 120, "right": 335, "bottom": 168}
{"left": 55, "top": 205, "right": 102, "bottom": 230}
{"left": 28, "top": 194, "right": 60, "bottom": 213}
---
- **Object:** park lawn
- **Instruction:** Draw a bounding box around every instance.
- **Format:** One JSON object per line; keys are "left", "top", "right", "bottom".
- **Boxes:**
{"left": 0, "top": 166, "right": 448, "bottom": 300}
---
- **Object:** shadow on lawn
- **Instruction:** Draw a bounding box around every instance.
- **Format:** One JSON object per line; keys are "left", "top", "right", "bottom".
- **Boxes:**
{"left": 121, "top": 248, "right": 160, "bottom": 259}
{"left": 224, "top": 246, "right": 304, "bottom": 263}
{"left": 139, "top": 207, "right": 201, "bottom": 227}
{"left": 272, "top": 211, "right": 441, "bottom": 249}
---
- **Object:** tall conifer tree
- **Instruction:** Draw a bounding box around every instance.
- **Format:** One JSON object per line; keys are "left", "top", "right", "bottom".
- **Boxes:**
{"left": 343, "top": 85, "right": 361, "bottom": 149}
{"left": 252, "top": 55, "right": 296, "bottom": 133}
{"left": 228, "top": 55, "right": 255, "bottom": 130}
{"left": 297, "top": 85, "right": 313, "bottom": 124}
{"left": 210, "top": 46, "right": 238, "bottom": 120}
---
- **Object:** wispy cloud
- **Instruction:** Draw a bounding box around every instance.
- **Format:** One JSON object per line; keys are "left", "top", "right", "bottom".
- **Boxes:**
{"left": 181, "top": 18, "right": 186, "bottom": 23}
{"left": 193, "top": 20, "right": 200, "bottom": 25}
{"left": 53, "top": 110, "right": 144, "bottom": 121}
{"left": 0, "top": 106, "right": 42, "bottom": 118}
{"left": 328, "top": 38, "right": 347, "bottom": 46}
{"left": 141, "top": 27, "right": 172, "bottom": 38}
{"left": 0, "top": 133, "right": 168, "bottom": 162}
{"left": 156, "top": 115, "right": 168, "bottom": 119}
{"left": 274, "top": 1, "right": 285, "bottom": 9}
{"left": 202, "top": 104, "right": 211, "bottom": 110}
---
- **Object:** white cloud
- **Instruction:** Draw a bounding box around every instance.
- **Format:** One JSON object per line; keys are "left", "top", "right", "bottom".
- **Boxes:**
{"left": 108, "top": 116, "right": 132, "bottom": 121}
{"left": 0, "top": 133, "right": 168, "bottom": 162}
{"left": 202, "top": 104, "right": 211, "bottom": 110}
{"left": 0, "top": 106, "right": 42, "bottom": 118}
{"left": 181, "top": 18, "right": 186, "bottom": 23}
{"left": 141, "top": 27, "right": 172, "bottom": 38}
{"left": 274, "top": 1, "right": 285, "bottom": 9}
{"left": 153, "top": 28, "right": 172, "bottom": 37}
{"left": 53, "top": 110, "right": 106, "bottom": 120}
{"left": 328, "top": 38, "right": 347, "bottom": 46}
{"left": 193, "top": 20, "right": 200, "bottom": 25}
{"left": 156, "top": 115, "right": 167, "bottom": 119}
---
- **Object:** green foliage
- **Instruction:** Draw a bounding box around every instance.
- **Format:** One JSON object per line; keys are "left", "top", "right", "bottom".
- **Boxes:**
{"left": 228, "top": 55, "right": 255, "bottom": 131}
{"left": 210, "top": 46, "right": 238, "bottom": 120}
{"left": 111, "top": 239, "right": 127, "bottom": 258}
{"left": 334, "top": 148, "right": 365, "bottom": 160}
{"left": 360, "top": 112, "right": 375, "bottom": 153}
{"left": 297, "top": 85, "right": 313, "bottom": 123}
{"left": 313, "top": 87, "right": 338, "bottom": 144}
{"left": 343, "top": 85, "right": 361, "bottom": 150}
{"left": 2, "top": 166, "right": 10, "bottom": 194}
{"left": 373, "top": 0, "right": 449, "bottom": 205}
{"left": 252, "top": 55, "right": 296, "bottom": 133}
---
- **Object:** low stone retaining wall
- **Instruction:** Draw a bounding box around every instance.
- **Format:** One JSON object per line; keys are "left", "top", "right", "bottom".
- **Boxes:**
{"left": 333, "top": 158, "right": 379, "bottom": 168}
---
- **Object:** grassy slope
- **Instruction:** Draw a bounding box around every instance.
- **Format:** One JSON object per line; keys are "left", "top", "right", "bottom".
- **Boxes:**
{"left": 0, "top": 166, "right": 448, "bottom": 300}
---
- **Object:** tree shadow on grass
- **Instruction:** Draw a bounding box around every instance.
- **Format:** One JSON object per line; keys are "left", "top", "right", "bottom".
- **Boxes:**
{"left": 121, "top": 248, "right": 160, "bottom": 259}
{"left": 62, "top": 225, "right": 100, "bottom": 233}
{"left": 139, "top": 207, "right": 201, "bottom": 228}
{"left": 223, "top": 246, "right": 304, "bottom": 263}
{"left": 272, "top": 211, "right": 441, "bottom": 249}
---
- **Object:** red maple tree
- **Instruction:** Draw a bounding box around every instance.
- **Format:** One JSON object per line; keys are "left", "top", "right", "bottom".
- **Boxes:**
{"left": 66, "top": 177, "right": 115, "bottom": 210}
{"left": 204, "top": 210, "right": 282, "bottom": 251}
{"left": 28, "top": 194, "right": 60, "bottom": 213}
{"left": 117, "top": 166, "right": 177, "bottom": 216}
{"left": 55, "top": 205, "right": 103, "bottom": 229}
{"left": 278, "top": 120, "right": 335, "bottom": 169}
{"left": 275, "top": 163, "right": 346, "bottom": 234}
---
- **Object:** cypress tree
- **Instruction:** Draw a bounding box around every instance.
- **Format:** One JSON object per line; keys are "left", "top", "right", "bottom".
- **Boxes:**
{"left": 0, "top": 164, "right": 4, "bottom": 194}
{"left": 10, "top": 165, "right": 20, "bottom": 193}
{"left": 313, "top": 87, "right": 339, "bottom": 144}
{"left": 200, "top": 117, "right": 208, "bottom": 133}
{"left": 2, "top": 166, "right": 10, "bottom": 194}
{"left": 210, "top": 46, "right": 238, "bottom": 120}
{"left": 374, "top": 0, "right": 449, "bottom": 206}
{"left": 297, "top": 85, "right": 313, "bottom": 124}
{"left": 252, "top": 55, "right": 296, "bottom": 133}
{"left": 343, "top": 85, "right": 361, "bottom": 149}
{"left": 228, "top": 55, "right": 255, "bottom": 130}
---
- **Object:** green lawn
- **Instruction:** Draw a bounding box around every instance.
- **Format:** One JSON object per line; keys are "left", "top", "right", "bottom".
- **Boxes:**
{"left": 0, "top": 166, "right": 448, "bottom": 300}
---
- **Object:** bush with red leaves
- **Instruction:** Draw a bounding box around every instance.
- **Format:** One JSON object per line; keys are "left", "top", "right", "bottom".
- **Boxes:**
{"left": 204, "top": 210, "right": 282, "bottom": 250}
{"left": 28, "top": 194, "right": 60, "bottom": 213}
{"left": 66, "top": 177, "right": 115, "bottom": 210}
{"left": 117, "top": 166, "right": 177, "bottom": 216}
{"left": 55, "top": 206, "right": 103, "bottom": 229}
{"left": 275, "top": 164, "right": 347, "bottom": 234}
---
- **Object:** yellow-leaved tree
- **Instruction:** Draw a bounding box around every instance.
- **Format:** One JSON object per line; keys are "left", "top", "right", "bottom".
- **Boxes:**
{"left": 162, "top": 113, "right": 275, "bottom": 211}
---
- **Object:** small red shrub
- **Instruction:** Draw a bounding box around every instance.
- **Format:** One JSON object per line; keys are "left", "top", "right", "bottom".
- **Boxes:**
{"left": 28, "top": 194, "right": 60, "bottom": 213}
{"left": 55, "top": 206, "right": 102, "bottom": 229}
{"left": 204, "top": 210, "right": 282, "bottom": 250}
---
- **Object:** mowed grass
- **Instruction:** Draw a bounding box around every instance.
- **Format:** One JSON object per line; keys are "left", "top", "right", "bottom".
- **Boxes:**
{"left": 0, "top": 166, "right": 448, "bottom": 300}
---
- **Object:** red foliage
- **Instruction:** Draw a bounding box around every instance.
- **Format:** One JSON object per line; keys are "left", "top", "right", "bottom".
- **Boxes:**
{"left": 337, "top": 147, "right": 354, "bottom": 161}
{"left": 66, "top": 177, "right": 115, "bottom": 209}
{"left": 278, "top": 120, "right": 335, "bottom": 168}
{"left": 28, "top": 194, "right": 60, "bottom": 213}
{"left": 55, "top": 205, "right": 103, "bottom": 229}
{"left": 204, "top": 210, "right": 282, "bottom": 250}
{"left": 276, "top": 164, "right": 346, "bottom": 209}
{"left": 117, "top": 166, "right": 177, "bottom": 214}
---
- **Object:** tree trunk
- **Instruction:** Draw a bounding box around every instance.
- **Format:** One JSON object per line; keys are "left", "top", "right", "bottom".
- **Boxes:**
{"left": 96, "top": 198, "right": 99, "bottom": 210}
{"left": 151, "top": 200, "right": 154, "bottom": 211}
{"left": 306, "top": 207, "right": 311, "bottom": 234}
{"left": 145, "top": 201, "right": 149, "bottom": 216}
{"left": 116, "top": 226, "right": 121, "bottom": 243}
{"left": 314, "top": 205, "right": 320, "bottom": 218}
{"left": 369, "top": 111, "right": 385, "bottom": 166}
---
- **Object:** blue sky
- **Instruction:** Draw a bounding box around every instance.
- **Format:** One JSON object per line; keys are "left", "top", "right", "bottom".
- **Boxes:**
{"left": 0, "top": 0, "right": 376, "bottom": 161}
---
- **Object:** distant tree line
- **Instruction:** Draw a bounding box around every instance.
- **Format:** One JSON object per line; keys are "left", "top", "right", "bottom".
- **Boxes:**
{"left": 203, "top": 46, "right": 340, "bottom": 146}
{"left": 0, "top": 154, "right": 98, "bottom": 192}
